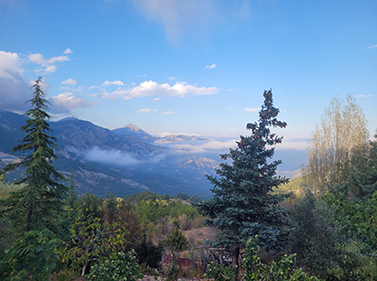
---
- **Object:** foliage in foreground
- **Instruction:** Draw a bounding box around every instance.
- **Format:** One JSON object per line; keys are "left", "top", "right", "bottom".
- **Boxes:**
{"left": 86, "top": 250, "right": 143, "bottom": 281}
{"left": 205, "top": 237, "right": 322, "bottom": 281}
{"left": 0, "top": 229, "right": 61, "bottom": 281}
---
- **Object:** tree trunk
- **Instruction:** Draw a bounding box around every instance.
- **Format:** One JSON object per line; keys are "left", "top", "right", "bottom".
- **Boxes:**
{"left": 233, "top": 246, "right": 239, "bottom": 281}
{"left": 82, "top": 261, "right": 88, "bottom": 276}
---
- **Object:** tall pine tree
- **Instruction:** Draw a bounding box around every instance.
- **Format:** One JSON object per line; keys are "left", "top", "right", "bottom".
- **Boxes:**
{"left": 1, "top": 77, "right": 67, "bottom": 235}
{"left": 197, "top": 90, "right": 292, "bottom": 269}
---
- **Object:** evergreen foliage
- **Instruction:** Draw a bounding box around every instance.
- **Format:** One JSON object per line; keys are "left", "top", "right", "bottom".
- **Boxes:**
{"left": 0, "top": 77, "right": 67, "bottom": 234}
{"left": 197, "top": 90, "right": 292, "bottom": 267}
{"left": 163, "top": 228, "right": 190, "bottom": 251}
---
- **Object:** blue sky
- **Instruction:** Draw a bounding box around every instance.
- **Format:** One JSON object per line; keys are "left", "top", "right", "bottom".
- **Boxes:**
{"left": 0, "top": 0, "right": 376, "bottom": 158}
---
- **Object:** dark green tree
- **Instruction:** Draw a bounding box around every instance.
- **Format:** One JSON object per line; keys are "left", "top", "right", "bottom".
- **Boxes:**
{"left": 0, "top": 77, "right": 67, "bottom": 235}
{"left": 197, "top": 90, "right": 292, "bottom": 270}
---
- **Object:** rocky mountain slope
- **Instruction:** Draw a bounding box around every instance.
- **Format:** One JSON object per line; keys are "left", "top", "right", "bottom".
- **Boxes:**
{"left": 0, "top": 110, "right": 217, "bottom": 198}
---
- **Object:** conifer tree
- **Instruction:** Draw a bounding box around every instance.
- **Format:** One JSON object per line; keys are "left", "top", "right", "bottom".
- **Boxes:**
{"left": 197, "top": 90, "right": 292, "bottom": 270}
{"left": 1, "top": 77, "right": 67, "bottom": 234}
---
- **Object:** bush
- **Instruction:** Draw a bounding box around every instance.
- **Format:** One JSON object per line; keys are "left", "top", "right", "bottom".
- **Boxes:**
{"left": 86, "top": 250, "right": 143, "bottom": 281}
{"left": 0, "top": 229, "right": 61, "bottom": 281}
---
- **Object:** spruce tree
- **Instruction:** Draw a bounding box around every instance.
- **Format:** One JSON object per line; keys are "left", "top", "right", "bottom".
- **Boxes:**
{"left": 197, "top": 90, "right": 292, "bottom": 269}
{"left": 1, "top": 77, "right": 67, "bottom": 234}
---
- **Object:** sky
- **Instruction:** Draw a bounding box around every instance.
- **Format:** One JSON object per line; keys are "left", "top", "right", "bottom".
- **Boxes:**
{"left": 0, "top": 0, "right": 376, "bottom": 165}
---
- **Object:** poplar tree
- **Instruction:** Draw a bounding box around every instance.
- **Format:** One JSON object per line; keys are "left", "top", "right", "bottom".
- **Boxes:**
{"left": 197, "top": 90, "right": 292, "bottom": 270}
{"left": 1, "top": 77, "right": 67, "bottom": 234}
{"left": 303, "top": 95, "right": 369, "bottom": 192}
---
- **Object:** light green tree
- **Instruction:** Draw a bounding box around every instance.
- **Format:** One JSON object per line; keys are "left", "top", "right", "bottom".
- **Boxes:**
{"left": 303, "top": 95, "right": 369, "bottom": 192}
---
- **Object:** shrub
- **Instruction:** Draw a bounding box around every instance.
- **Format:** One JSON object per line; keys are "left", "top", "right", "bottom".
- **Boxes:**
{"left": 86, "top": 250, "right": 143, "bottom": 281}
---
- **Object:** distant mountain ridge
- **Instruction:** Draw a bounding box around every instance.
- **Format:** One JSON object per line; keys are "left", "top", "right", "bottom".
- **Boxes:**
{"left": 0, "top": 110, "right": 217, "bottom": 198}
{"left": 112, "top": 124, "right": 207, "bottom": 144}
{"left": 112, "top": 124, "right": 155, "bottom": 143}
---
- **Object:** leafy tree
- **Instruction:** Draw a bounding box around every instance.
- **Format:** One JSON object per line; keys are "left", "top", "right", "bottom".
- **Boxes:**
{"left": 61, "top": 193, "right": 142, "bottom": 276}
{"left": 292, "top": 191, "right": 346, "bottom": 278}
{"left": 303, "top": 95, "right": 369, "bottom": 192}
{"left": 0, "top": 77, "right": 67, "bottom": 234}
{"left": 0, "top": 229, "right": 61, "bottom": 281}
{"left": 197, "top": 90, "right": 292, "bottom": 273}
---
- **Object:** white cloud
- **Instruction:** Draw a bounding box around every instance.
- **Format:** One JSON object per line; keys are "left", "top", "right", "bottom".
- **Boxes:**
{"left": 131, "top": 0, "right": 218, "bottom": 45}
{"left": 171, "top": 139, "right": 237, "bottom": 153}
{"left": 136, "top": 108, "right": 157, "bottom": 113}
{"left": 62, "top": 78, "right": 77, "bottom": 85}
{"left": 137, "top": 74, "right": 147, "bottom": 77}
{"left": 204, "top": 63, "right": 216, "bottom": 70}
{"left": 102, "top": 80, "right": 124, "bottom": 87}
{"left": 367, "top": 44, "right": 377, "bottom": 49}
{"left": 51, "top": 92, "right": 94, "bottom": 113}
{"left": 244, "top": 107, "right": 260, "bottom": 112}
{"left": 168, "top": 76, "right": 175, "bottom": 80}
{"left": 101, "top": 80, "right": 218, "bottom": 100}
{"left": 278, "top": 139, "right": 308, "bottom": 150}
{"left": 355, "top": 94, "right": 373, "bottom": 98}
{"left": 162, "top": 110, "right": 175, "bottom": 115}
{"left": 227, "top": 89, "right": 235, "bottom": 91}
{"left": 28, "top": 53, "right": 69, "bottom": 74}
{"left": 82, "top": 147, "right": 164, "bottom": 166}
{"left": 88, "top": 85, "right": 98, "bottom": 90}
{"left": 154, "top": 97, "right": 161, "bottom": 101}
{"left": 0, "top": 50, "right": 24, "bottom": 80}
{"left": 63, "top": 48, "right": 73, "bottom": 54}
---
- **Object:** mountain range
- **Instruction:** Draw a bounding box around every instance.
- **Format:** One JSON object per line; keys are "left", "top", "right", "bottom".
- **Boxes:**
{"left": 0, "top": 109, "right": 218, "bottom": 198}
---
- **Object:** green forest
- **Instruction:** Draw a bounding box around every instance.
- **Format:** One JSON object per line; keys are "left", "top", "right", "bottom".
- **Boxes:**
{"left": 1, "top": 79, "right": 376, "bottom": 281}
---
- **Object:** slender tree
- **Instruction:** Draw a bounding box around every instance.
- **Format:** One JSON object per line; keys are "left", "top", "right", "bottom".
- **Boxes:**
{"left": 1, "top": 77, "right": 67, "bottom": 234}
{"left": 197, "top": 90, "right": 292, "bottom": 274}
{"left": 303, "top": 95, "right": 369, "bottom": 192}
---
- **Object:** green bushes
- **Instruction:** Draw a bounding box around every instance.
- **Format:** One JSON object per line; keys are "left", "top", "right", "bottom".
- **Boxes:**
{"left": 86, "top": 250, "right": 143, "bottom": 281}
{"left": 204, "top": 237, "right": 322, "bottom": 281}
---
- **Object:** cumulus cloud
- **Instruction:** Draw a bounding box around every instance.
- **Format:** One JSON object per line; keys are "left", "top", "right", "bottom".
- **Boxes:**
{"left": 51, "top": 92, "right": 94, "bottom": 113}
{"left": 367, "top": 44, "right": 377, "bottom": 49}
{"left": 243, "top": 107, "right": 259, "bottom": 112}
{"left": 154, "top": 97, "right": 161, "bottom": 101}
{"left": 62, "top": 78, "right": 77, "bottom": 85}
{"left": 28, "top": 53, "right": 69, "bottom": 74}
{"left": 63, "top": 48, "right": 73, "bottom": 54}
{"left": 136, "top": 108, "right": 157, "bottom": 113}
{"left": 101, "top": 80, "right": 218, "bottom": 100}
{"left": 162, "top": 110, "right": 175, "bottom": 115}
{"left": 0, "top": 51, "right": 24, "bottom": 81}
{"left": 102, "top": 80, "right": 124, "bottom": 87}
{"left": 0, "top": 51, "right": 30, "bottom": 112}
{"left": 204, "top": 63, "right": 216, "bottom": 70}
